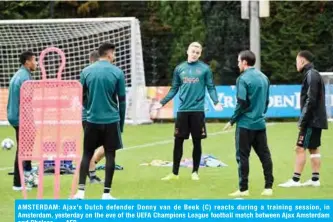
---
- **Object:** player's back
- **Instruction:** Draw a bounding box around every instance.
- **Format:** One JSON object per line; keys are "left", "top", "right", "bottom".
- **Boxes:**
{"left": 7, "top": 66, "right": 32, "bottom": 126}
{"left": 238, "top": 67, "right": 269, "bottom": 130}
{"left": 82, "top": 60, "right": 124, "bottom": 124}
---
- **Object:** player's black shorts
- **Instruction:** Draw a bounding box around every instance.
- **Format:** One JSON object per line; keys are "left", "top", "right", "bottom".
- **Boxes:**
{"left": 296, "top": 127, "right": 322, "bottom": 149}
{"left": 174, "top": 111, "right": 206, "bottom": 139}
{"left": 84, "top": 121, "right": 123, "bottom": 151}
{"left": 82, "top": 120, "right": 87, "bottom": 130}
{"left": 82, "top": 120, "right": 103, "bottom": 148}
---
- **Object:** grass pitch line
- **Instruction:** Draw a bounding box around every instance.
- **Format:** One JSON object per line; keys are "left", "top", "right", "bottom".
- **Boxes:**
{"left": 120, "top": 123, "right": 276, "bottom": 152}
{"left": 0, "top": 123, "right": 276, "bottom": 171}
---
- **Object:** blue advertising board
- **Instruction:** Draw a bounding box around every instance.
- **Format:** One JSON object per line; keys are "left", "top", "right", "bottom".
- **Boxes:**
{"left": 173, "top": 85, "right": 333, "bottom": 119}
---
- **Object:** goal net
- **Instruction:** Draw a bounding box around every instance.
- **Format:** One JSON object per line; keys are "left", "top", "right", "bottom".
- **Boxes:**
{"left": 0, "top": 17, "right": 152, "bottom": 125}
{"left": 320, "top": 72, "right": 333, "bottom": 122}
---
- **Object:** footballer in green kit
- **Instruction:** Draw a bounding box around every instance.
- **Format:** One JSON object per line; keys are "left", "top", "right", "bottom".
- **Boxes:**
{"left": 7, "top": 51, "right": 38, "bottom": 191}
{"left": 157, "top": 42, "right": 223, "bottom": 181}
{"left": 74, "top": 43, "right": 126, "bottom": 200}
{"left": 224, "top": 50, "right": 273, "bottom": 197}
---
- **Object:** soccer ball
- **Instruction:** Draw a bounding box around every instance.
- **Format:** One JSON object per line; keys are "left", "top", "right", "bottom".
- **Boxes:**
{"left": 24, "top": 172, "right": 38, "bottom": 187}
{"left": 1, "top": 138, "right": 14, "bottom": 150}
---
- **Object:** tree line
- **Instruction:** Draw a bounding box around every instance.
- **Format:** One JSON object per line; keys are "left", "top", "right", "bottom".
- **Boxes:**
{"left": 1, "top": 1, "right": 333, "bottom": 86}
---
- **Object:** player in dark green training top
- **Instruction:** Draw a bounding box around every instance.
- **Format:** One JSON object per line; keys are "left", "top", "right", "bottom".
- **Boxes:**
{"left": 81, "top": 50, "right": 105, "bottom": 184}
{"left": 7, "top": 51, "right": 38, "bottom": 191}
{"left": 74, "top": 43, "right": 126, "bottom": 200}
{"left": 158, "top": 42, "right": 223, "bottom": 181}
{"left": 84, "top": 50, "right": 123, "bottom": 184}
{"left": 224, "top": 50, "right": 274, "bottom": 197}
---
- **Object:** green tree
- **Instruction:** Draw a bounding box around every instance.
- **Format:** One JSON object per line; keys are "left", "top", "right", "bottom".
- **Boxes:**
{"left": 0, "top": 1, "right": 49, "bottom": 19}
{"left": 139, "top": 2, "right": 173, "bottom": 86}
{"left": 261, "top": 1, "right": 333, "bottom": 83}
{"left": 156, "top": 1, "right": 206, "bottom": 82}
{"left": 201, "top": 1, "right": 249, "bottom": 85}
{"left": 5, "top": 1, "right": 333, "bottom": 86}
{"left": 312, "top": 1, "right": 333, "bottom": 72}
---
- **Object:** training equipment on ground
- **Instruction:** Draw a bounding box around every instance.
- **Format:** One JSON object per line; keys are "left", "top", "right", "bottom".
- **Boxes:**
{"left": 0, "top": 17, "right": 151, "bottom": 126}
{"left": 18, "top": 47, "right": 82, "bottom": 199}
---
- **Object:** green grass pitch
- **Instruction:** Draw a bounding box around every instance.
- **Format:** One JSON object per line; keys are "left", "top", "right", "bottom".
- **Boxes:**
{"left": 0, "top": 122, "right": 332, "bottom": 221}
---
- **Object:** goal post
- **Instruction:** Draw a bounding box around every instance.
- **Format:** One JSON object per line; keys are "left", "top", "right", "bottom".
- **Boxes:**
{"left": 320, "top": 72, "right": 333, "bottom": 122}
{"left": 0, "top": 17, "right": 152, "bottom": 125}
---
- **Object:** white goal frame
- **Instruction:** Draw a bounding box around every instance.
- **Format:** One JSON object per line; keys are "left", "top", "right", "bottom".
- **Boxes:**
{"left": 0, "top": 17, "right": 152, "bottom": 125}
{"left": 320, "top": 72, "right": 333, "bottom": 122}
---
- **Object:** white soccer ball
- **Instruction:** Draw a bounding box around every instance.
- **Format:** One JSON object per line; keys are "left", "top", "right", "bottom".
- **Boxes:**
{"left": 1, "top": 138, "right": 15, "bottom": 150}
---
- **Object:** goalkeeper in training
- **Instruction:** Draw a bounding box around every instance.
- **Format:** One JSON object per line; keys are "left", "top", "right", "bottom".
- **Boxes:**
{"left": 74, "top": 43, "right": 126, "bottom": 199}
{"left": 157, "top": 42, "right": 223, "bottom": 181}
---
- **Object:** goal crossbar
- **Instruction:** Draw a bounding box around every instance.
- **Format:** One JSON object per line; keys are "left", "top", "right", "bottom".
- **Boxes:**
{"left": 0, "top": 17, "right": 152, "bottom": 125}
{"left": 0, "top": 17, "right": 137, "bottom": 24}
{"left": 320, "top": 72, "right": 333, "bottom": 76}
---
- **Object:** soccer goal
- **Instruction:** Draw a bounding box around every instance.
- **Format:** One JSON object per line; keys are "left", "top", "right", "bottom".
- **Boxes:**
{"left": 320, "top": 72, "right": 333, "bottom": 122}
{"left": 0, "top": 17, "right": 152, "bottom": 125}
